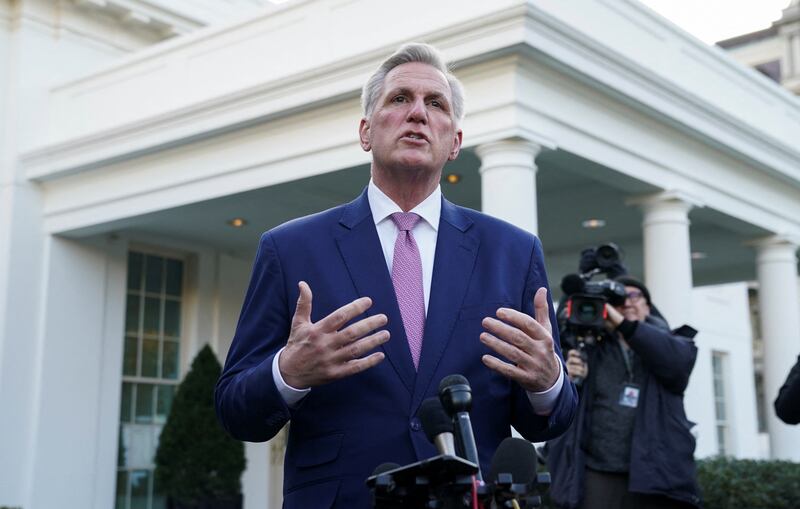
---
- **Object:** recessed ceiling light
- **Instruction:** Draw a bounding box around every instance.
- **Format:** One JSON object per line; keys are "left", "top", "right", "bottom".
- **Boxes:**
{"left": 691, "top": 252, "right": 707, "bottom": 260}
{"left": 581, "top": 219, "right": 606, "bottom": 229}
{"left": 227, "top": 218, "right": 247, "bottom": 228}
{"left": 445, "top": 173, "right": 461, "bottom": 184}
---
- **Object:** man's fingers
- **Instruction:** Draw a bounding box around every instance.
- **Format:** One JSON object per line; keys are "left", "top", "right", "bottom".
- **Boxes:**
{"left": 317, "top": 296, "right": 374, "bottom": 332}
{"left": 481, "top": 354, "right": 527, "bottom": 381}
{"left": 335, "top": 313, "right": 388, "bottom": 346}
{"left": 483, "top": 315, "right": 548, "bottom": 355}
{"left": 334, "top": 330, "right": 390, "bottom": 362}
{"left": 292, "top": 281, "right": 313, "bottom": 325}
{"left": 480, "top": 331, "right": 530, "bottom": 365}
{"left": 533, "top": 287, "right": 553, "bottom": 335}
{"left": 492, "top": 308, "right": 550, "bottom": 344}
{"left": 340, "top": 351, "right": 386, "bottom": 377}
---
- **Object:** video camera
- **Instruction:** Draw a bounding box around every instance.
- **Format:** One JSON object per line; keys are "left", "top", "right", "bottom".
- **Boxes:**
{"left": 558, "top": 243, "right": 627, "bottom": 353}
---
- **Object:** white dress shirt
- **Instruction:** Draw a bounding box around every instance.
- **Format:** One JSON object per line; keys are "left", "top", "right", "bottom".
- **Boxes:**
{"left": 271, "top": 180, "right": 563, "bottom": 414}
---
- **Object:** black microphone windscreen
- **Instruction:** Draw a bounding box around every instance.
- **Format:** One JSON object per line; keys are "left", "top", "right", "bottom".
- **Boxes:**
{"left": 372, "top": 462, "right": 400, "bottom": 476}
{"left": 419, "top": 398, "right": 453, "bottom": 444}
{"left": 439, "top": 374, "right": 468, "bottom": 393}
{"left": 488, "top": 437, "right": 537, "bottom": 485}
{"left": 561, "top": 273, "right": 585, "bottom": 296}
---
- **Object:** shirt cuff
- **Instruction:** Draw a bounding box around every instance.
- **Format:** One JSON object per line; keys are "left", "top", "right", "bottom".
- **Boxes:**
{"left": 526, "top": 352, "right": 565, "bottom": 416}
{"left": 271, "top": 346, "right": 311, "bottom": 408}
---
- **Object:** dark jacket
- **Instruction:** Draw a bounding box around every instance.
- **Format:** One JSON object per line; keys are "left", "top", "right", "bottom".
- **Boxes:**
{"left": 774, "top": 355, "right": 800, "bottom": 425}
{"left": 546, "top": 316, "right": 701, "bottom": 508}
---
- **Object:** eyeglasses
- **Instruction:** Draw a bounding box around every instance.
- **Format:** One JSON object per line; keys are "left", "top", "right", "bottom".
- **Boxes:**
{"left": 626, "top": 290, "right": 644, "bottom": 303}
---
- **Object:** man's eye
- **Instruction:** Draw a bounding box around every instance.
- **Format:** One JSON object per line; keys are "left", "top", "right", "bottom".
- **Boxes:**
{"left": 430, "top": 100, "right": 442, "bottom": 108}
{"left": 392, "top": 96, "right": 406, "bottom": 103}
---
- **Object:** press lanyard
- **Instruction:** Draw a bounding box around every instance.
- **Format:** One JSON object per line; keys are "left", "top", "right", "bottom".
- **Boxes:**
{"left": 618, "top": 340, "right": 634, "bottom": 383}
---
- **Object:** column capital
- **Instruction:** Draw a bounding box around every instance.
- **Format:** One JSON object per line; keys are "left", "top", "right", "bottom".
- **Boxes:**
{"left": 626, "top": 189, "right": 705, "bottom": 211}
{"left": 475, "top": 137, "right": 547, "bottom": 162}
{"left": 749, "top": 234, "right": 800, "bottom": 264}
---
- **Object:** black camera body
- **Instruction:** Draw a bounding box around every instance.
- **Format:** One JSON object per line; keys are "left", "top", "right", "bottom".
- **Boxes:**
{"left": 559, "top": 243, "right": 627, "bottom": 351}
{"left": 565, "top": 280, "right": 627, "bottom": 334}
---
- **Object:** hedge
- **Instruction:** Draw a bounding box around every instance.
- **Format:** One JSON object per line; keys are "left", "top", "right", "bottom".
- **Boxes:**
{"left": 536, "top": 457, "right": 800, "bottom": 509}
{"left": 697, "top": 456, "right": 800, "bottom": 509}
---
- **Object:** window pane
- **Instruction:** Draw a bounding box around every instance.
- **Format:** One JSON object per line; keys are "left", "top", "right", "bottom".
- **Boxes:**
{"left": 165, "top": 259, "right": 183, "bottom": 297}
{"left": 162, "top": 341, "right": 179, "bottom": 380}
{"left": 127, "top": 252, "right": 143, "bottom": 291}
{"left": 130, "top": 470, "right": 150, "bottom": 509}
{"left": 163, "top": 300, "right": 180, "bottom": 338}
{"left": 135, "top": 384, "right": 155, "bottom": 424}
{"left": 123, "top": 337, "right": 138, "bottom": 377}
{"left": 116, "top": 470, "right": 129, "bottom": 509}
{"left": 142, "top": 339, "right": 159, "bottom": 378}
{"left": 125, "top": 296, "right": 140, "bottom": 334}
{"left": 155, "top": 385, "right": 175, "bottom": 424}
{"left": 120, "top": 382, "right": 133, "bottom": 423}
{"left": 143, "top": 298, "right": 161, "bottom": 336}
{"left": 145, "top": 256, "right": 164, "bottom": 294}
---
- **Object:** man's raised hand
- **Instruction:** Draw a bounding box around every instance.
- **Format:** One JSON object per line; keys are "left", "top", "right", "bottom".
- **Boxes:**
{"left": 279, "top": 281, "right": 390, "bottom": 389}
{"left": 479, "top": 287, "right": 561, "bottom": 393}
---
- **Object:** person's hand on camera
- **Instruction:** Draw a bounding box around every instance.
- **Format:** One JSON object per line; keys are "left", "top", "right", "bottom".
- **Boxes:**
{"left": 604, "top": 304, "right": 625, "bottom": 331}
{"left": 565, "top": 349, "right": 588, "bottom": 381}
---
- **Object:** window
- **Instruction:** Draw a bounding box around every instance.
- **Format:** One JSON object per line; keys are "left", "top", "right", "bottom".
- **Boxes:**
{"left": 711, "top": 351, "right": 730, "bottom": 456}
{"left": 117, "top": 252, "right": 184, "bottom": 509}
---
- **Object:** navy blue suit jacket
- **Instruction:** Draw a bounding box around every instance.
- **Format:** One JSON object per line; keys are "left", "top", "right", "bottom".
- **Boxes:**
{"left": 215, "top": 189, "right": 577, "bottom": 508}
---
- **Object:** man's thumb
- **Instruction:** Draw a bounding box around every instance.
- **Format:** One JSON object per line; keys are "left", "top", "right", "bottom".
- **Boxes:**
{"left": 294, "top": 281, "right": 313, "bottom": 323}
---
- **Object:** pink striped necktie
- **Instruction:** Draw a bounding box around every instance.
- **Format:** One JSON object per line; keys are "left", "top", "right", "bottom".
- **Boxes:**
{"left": 390, "top": 212, "right": 425, "bottom": 369}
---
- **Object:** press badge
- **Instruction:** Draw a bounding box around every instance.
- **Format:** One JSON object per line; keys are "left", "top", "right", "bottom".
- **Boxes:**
{"left": 619, "top": 384, "right": 640, "bottom": 408}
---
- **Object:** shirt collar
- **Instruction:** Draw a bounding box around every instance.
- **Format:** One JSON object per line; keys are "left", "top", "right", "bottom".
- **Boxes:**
{"left": 368, "top": 179, "right": 441, "bottom": 231}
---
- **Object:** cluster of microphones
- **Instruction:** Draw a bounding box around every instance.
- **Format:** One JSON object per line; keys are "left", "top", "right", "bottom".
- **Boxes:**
{"left": 367, "top": 374, "right": 550, "bottom": 508}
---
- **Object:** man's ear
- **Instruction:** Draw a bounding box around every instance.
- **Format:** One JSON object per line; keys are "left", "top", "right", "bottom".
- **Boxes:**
{"left": 359, "top": 118, "right": 371, "bottom": 152}
{"left": 448, "top": 129, "right": 463, "bottom": 160}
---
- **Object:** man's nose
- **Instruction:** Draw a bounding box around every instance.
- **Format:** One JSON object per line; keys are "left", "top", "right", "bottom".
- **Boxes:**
{"left": 406, "top": 98, "right": 428, "bottom": 123}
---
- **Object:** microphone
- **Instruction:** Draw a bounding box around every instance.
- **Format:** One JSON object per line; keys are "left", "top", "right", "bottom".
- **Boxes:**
{"left": 419, "top": 397, "right": 456, "bottom": 456}
{"left": 487, "top": 438, "right": 537, "bottom": 485}
{"left": 560, "top": 273, "right": 585, "bottom": 296}
{"left": 488, "top": 437, "right": 541, "bottom": 507}
{"left": 438, "top": 374, "right": 482, "bottom": 482}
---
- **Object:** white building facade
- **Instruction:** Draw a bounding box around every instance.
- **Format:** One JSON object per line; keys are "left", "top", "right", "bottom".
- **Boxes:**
{"left": 2, "top": 1, "right": 800, "bottom": 508}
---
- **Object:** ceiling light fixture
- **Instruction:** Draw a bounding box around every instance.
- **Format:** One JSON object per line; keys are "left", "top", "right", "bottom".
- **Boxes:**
{"left": 228, "top": 218, "right": 247, "bottom": 228}
{"left": 445, "top": 173, "right": 461, "bottom": 184}
{"left": 581, "top": 219, "right": 606, "bottom": 229}
{"left": 691, "top": 252, "right": 707, "bottom": 260}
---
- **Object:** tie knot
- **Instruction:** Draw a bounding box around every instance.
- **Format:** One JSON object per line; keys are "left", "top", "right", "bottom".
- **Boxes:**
{"left": 391, "top": 212, "right": 421, "bottom": 232}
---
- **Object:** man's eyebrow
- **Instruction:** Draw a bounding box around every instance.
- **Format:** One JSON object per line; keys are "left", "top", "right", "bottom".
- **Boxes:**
{"left": 384, "top": 87, "right": 450, "bottom": 103}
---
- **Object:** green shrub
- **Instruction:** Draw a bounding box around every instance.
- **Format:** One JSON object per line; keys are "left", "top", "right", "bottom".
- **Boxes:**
{"left": 154, "top": 345, "right": 246, "bottom": 506}
{"left": 536, "top": 457, "right": 800, "bottom": 509}
{"left": 697, "top": 457, "right": 800, "bottom": 509}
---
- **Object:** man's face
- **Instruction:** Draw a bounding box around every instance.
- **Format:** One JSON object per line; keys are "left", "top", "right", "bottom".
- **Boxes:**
{"left": 359, "top": 62, "right": 462, "bottom": 177}
{"left": 618, "top": 285, "right": 650, "bottom": 322}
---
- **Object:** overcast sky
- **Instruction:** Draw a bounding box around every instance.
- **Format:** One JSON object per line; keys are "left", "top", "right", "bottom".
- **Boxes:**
{"left": 639, "top": 0, "right": 791, "bottom": 44}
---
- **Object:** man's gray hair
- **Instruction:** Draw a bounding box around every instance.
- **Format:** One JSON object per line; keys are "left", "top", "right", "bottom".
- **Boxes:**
{"left": 361, "top": 42, "right": 465, "bottom": 122}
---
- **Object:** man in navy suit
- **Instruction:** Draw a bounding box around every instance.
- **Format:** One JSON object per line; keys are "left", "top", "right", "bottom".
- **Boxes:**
{"left": 215, "top": 43, "right": 577, "bottom": 508}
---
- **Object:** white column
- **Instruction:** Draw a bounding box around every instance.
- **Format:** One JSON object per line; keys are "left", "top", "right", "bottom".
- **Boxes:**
{"left": 754, "top": 235, "right": 800, "bottom": 461}
{"left": 632, "top": 191, "right": 701, "bottom": 327}
{"left": 476, "top": 139, "right": 543, "bottom": 235}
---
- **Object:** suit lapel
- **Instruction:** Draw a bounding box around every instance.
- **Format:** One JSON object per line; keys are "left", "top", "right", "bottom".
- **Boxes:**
{"left": 335, "top": 189, "right": 416, "bottom": 394}
{"left": 413, "top": 198, "right": 479, "bottom": 407}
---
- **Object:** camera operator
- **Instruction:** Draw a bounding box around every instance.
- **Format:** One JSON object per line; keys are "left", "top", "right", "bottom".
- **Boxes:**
{"left": 547, "top": 276, "right": 701, "bottom": 509}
